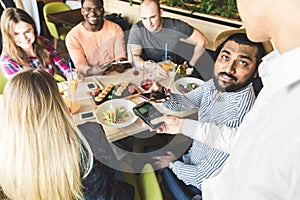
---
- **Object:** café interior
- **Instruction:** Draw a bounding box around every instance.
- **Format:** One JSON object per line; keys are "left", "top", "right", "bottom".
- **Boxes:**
{"left": 0, "top": 0, "right": 247, "bottom": 199}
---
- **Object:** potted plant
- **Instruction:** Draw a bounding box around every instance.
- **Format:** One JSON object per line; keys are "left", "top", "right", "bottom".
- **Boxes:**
{"left": 160, "top": 0, "right": 240, "bottom": 21}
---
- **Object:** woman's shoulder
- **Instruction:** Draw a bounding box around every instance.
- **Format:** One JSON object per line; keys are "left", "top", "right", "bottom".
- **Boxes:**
{"left": 0, "top": 53, "right": 15, "bottom": 63}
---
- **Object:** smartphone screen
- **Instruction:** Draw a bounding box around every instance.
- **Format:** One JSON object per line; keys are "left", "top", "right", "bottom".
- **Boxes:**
{"left": 133, "top": 102, "right": 164, "bottom": 129}
{"left": 80, "top": 111, "right": 95, "bottom": 120}
{"left": 86, "top": 82, "right": 97, "bottom": 91}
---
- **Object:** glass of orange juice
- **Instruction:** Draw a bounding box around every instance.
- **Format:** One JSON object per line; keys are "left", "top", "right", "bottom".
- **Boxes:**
{"left": 63, "top": 90, "right": 81, "bottom": 114}
{"left": 65, "top": 69, "right": 81, "bottom": 114}
{"left": 161, "top": 56, "right": 172, "bottom": 73}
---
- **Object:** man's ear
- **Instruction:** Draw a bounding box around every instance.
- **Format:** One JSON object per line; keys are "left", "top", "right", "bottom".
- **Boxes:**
{"left": 253, "top": 70, "right": 258, "bottom": 79}
{"left": 160, "top": 8, "right": 163, "bottom": 16}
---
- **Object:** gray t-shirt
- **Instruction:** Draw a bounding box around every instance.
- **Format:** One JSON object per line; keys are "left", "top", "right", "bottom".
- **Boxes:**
{"left": 128, "top": 17, "right": 194, "bottom": 63}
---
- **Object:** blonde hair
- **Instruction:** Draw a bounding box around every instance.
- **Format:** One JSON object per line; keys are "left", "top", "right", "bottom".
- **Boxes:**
{"left": 1, "top": 8, "right": 50, "bottom": 68}
{"left": 0, "top": 69, "right": 93, "bottom": 200}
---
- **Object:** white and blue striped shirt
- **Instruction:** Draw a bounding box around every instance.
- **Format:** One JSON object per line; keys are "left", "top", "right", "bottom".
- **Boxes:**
{"left": 163, "top": 79, "right": 256, "bottom": 190}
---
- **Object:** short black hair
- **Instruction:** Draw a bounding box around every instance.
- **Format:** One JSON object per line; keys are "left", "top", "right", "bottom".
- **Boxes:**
{"left": 81, "top": 0, "right": 104, "bottom": 6}
{"left": 214, "top": 33, "right": 267, "bottom": 69}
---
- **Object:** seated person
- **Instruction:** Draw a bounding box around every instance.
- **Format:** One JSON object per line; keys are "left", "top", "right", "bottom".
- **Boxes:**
{"left": 0, "top": 8, "right": 69, "bottom": 80}
{"left": 0, "top": 69, "right": 134, "bottom": 199}
{"left": 66, "top": 0, "right": 127, "bottom": 76}
{"left": 127, "top": 0, "right": 208, "bottom": 79}
{"left": 149, "top": 29, "right": 272, "bottom": 199}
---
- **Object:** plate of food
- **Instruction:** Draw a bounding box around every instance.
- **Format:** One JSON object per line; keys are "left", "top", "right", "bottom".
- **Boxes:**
{"left": 91, "top": 80, "right": 141, "bottom": 106}
{"left": 95, "top": 99, "right": 138, "bottom": 128}
{"left": 174, "top": 77, "right": 204, "bottom": 94}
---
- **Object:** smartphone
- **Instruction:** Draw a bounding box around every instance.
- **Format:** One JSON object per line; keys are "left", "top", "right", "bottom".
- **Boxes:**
{"left": 139, "top": 87, "right": 169, "bottom": 102}
{"left": 133, "top": 102, "right": 164, "bottom": 129}
{"left": 139, "top": 93, "right": 151, "bottom": 101}
{"left": 139, "top": 92, "right": 167, "bottom": 101}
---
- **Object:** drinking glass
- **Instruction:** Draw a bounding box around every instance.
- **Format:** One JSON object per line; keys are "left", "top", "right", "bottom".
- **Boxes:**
{"left": 65, "top": 69, "right": 80, "bottom": 114}
{"left": 141, "top": 60, "right": 156, "bottom": 91}
{"left": 161, "top": 56, "right": 172, "bottom": 73}
{"left": 66, "top": 69, "right": 79, "bottom": 91}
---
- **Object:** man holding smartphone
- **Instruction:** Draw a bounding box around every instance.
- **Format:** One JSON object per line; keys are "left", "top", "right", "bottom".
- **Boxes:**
{"left": 148, "top": 29, "right": 272, "bottom": 199}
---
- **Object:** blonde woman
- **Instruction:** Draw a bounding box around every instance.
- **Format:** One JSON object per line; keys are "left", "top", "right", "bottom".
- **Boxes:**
{"left": 0, "top": 69, "right": 133, "bottom": 199}
{"left": 0, "top": 8, "right": 69, "bottom": 80}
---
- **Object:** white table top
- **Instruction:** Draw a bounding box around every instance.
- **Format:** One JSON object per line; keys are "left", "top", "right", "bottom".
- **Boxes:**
{"left": 73, "top": 68, "right": 197, "bottom": 142}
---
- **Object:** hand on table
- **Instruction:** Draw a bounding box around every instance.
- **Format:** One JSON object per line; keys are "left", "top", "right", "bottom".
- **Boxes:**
{"left": 87, "top": 62, "right": 110, "bottom": 75}
{"left": 153, "top": 151, "right": 177, "bottom": 169}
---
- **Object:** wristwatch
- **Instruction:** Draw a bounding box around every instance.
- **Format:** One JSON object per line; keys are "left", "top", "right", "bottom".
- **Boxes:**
{"left": 169, "top": 161, "right": 174, "bottom": 170}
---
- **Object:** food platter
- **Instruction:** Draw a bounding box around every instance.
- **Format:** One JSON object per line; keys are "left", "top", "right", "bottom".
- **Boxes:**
{"left": 95, "top": 99, "right": 138, "bottom": 128}
{"left": 174, "top": 77, "right": 204, "bottom": 94}
{"left": 90, "top": 80, "right": 141, "bottom": 107}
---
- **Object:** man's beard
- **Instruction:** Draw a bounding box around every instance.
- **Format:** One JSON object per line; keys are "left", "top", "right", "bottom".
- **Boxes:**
{"left": 213, "top": 72, "right": 254, "bottom": 92}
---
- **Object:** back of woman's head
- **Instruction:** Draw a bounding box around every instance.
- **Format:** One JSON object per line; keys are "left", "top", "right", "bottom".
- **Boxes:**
{"left": 3, "top": 69, "right": 70, "bottom": 135}
{"left": 0, "top": 69, "right": 92, "bottom": 200}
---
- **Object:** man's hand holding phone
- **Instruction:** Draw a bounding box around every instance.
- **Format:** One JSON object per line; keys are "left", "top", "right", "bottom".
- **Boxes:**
{"left": 151, "top": 115, "right": 184, "bottom": 134}
{"left": 133, "top": 102, "right": 164, "bottom": 130}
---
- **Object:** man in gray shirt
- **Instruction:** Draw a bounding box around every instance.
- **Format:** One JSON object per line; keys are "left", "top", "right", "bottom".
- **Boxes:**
{"left": 128, "top": 0, "right": 208, "bottom": 79}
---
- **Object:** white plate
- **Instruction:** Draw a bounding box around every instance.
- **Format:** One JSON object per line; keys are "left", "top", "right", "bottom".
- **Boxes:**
{"left": 174, "top": 77, "right": 204, "bottom": 94}
{"left": 95, "top": 99, "right": 138, "bottom": 128}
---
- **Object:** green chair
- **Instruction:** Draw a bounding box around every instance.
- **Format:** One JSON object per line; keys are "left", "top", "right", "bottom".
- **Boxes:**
{"left": 120, "top": 162, "right": 163, "bottom": 200}
{"left": 137, "top": 163, "right": 163, "bottom": 200}
{"left": 43, "top": 2, "right": 72, "bottom": 49}
{"left": 0, "top": 71, "right": 8, "bottom": 94}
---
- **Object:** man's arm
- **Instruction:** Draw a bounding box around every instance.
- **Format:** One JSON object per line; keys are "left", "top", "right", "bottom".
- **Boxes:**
{"left": 66, "top": 32, "right": 92, "bottom": 75}
{"left": 127, "top": 43, "right": 144, "bottom": 70}
{"left": 183, "top": 119, "right": 239, "bottom": 153}
{"left": 128, "top": 44, "right": 168, "bottom": 79}
{"left": 114, "top": 26, "right": 127, "bottom": 61}
{"left": 184, "top": 28, "right": 208, "bottom": 67}
{"left": 154, "top": 116, "right": 239, "bottom": 153}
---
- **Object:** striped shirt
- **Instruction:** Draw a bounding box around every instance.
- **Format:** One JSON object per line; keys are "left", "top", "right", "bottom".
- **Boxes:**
{"left": 163, "top": 79, "right": 256, "bottom": 190}
{"left": 0, "top": 36, "right": 69, "bottom": 79}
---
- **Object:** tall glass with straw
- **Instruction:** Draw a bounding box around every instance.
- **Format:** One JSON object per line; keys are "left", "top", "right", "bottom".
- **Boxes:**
{"left": 66, "top": 67, "right": 79, "bottom": 114}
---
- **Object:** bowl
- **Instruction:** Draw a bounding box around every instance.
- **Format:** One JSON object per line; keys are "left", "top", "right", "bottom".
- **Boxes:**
{"left": 174, "top": 77, "right": 204, "bottom": 94}
{"left": 95, "top": 99, "right": 138, "bottom": 128}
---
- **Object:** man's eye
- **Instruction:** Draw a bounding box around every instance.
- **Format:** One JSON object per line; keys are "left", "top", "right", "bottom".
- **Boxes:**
{"left": 238, "top": 60, "right": 248, "bottom": 66}
{"left": 221, "top": 55, "right": 229, "bottom": 61}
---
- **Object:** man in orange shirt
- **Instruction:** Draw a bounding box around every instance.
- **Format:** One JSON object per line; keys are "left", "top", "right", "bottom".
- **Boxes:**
{"left": 66, "top": 0, "right": 126, "bottom": 76}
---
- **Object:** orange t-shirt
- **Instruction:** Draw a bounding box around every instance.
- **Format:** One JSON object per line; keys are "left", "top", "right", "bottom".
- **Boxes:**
{"left": 66, "top": 20, "right": 126, "bottom": 74}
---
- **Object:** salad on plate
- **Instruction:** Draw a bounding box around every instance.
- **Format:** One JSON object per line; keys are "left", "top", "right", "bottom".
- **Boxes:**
{"left": 102, "top": 105, "right": 129, "bottom": 124}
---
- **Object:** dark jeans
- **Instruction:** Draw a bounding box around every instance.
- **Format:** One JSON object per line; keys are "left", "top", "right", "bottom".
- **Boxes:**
{"left": 161, "top": 168, "right": 202, "bottom": 200}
